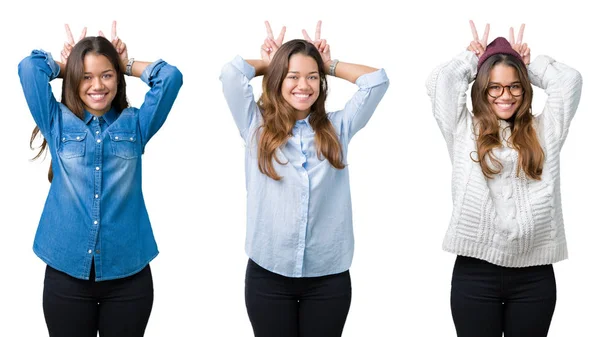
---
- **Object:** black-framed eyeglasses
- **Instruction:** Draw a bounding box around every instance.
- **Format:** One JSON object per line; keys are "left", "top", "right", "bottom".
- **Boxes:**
{"left": 486, "top": 83, "right": 524, "bottom": 98}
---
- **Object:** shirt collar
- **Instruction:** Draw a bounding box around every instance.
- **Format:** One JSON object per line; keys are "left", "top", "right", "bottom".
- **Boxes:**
{"left": 84, "top": 108, "right": 118, "bottom": 126}
{"left": 295, "top": 114, "right": 314, "bottom": 132}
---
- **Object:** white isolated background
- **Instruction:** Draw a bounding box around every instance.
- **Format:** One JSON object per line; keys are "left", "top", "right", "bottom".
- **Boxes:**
{"left": 0, "top": 0, "right": 597, "bottom": 336}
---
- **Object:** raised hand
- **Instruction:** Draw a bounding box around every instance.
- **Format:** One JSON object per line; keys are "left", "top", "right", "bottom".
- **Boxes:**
{"left": 261, "top": 21, "right": 286, "bottom": 65}
{"left": 302, "top": 20, "right": 331, "bottom": 65}
{"left": 509, "top": 24, "right": 530, "bottom": 65}
{"left": 467, "top": 20, "right": 489, "bottom": 57}
{"left": 99, "top": 21, "right": 128, "bottom": 71}
{"left": 61, "top": 24, "right": 87, "bottom": 64}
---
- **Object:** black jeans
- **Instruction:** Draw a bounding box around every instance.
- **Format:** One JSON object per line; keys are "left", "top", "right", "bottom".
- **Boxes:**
{"left": 245, "top": 259, "right": 352, "bottom": 337}
{"left": 43, "top": 262, "right": 154, "bottom": 337}
{"left": 451, "top": 255, "right": 557, "bottom": 337}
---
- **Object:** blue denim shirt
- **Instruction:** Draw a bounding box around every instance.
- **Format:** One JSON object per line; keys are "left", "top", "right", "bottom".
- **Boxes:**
{"left": 18, "top": 50, "right": 183, "bottom": 281}
{"left": 220, "top": 56, "right": 389, "bottom": 277}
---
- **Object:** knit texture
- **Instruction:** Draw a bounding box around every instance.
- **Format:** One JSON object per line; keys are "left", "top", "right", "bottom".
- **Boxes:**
{"left": 477, "top": 37, "right": 524, "bottom": 71}
{"left": 426, "top": 50, "right": 582, "bottom": 267}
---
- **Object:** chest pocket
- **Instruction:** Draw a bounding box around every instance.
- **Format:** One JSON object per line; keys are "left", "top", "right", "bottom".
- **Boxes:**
{"left": 109, "top": 131, "right": 140, "bottom": 159}
{"left": 59, "top": 132, "right": 86, "bottom": 159}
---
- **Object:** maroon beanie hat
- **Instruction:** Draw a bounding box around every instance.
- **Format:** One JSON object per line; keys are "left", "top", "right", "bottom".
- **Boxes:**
{"left": 477, "top": 37, "right": 524, "bottom": 72}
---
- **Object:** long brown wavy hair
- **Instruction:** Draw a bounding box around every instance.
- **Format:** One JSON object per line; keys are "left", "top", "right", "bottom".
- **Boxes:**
{"left": 30, "top": 36, "right": 128, "bottom": 182}
{"left": 257, "top": 39, "right": 344, "bottom": 180}
{"left": 471, "top": 53, "right": 544, "bottom": 180}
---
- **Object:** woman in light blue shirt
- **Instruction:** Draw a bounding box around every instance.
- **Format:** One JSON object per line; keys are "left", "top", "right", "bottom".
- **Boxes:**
{"left": 19, "top": 22, "right": 182, "bottom": 337}
{"left": 220, "top": 21, "right": 388, "bottom": 337}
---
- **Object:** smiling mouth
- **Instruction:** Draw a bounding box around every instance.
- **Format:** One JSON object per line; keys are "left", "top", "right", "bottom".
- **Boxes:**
{"left": 495, "top": 102, "right": 515, "bottom": 110}
{"left": 293, "top": 93, "right": 312, "bottom": 101}
{"left": 88, "top": 93, "right": 107, "bottom": 102}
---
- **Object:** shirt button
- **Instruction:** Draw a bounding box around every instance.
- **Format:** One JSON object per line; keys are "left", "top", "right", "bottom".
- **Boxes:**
{"left": 94, "top": 220, "right": 98, "bottom": 225}
{"left": 130, "top": 137, "right": 134, "bottom": 141}
{"left": 96, "top": 131, "right": 100, "bottom": 135}
{"left": 95, "top": 194, "right": 99, "bottom": 199}
{"left": 96, "top": 167, "right": 100, "bottom": 171}
{"left": 93, "top": 117, "right": 97, "bottom": 120}
{"left": 96, "top": 139, "right": 101, "bottom": 143}
{"left": 76, "top": 136, "right": 80, "bottom": 140}
{"left": 115, "top": 136, "right": 119, "bottom": 140}
{"left": 88, "top": 249, "right": 92, "bottom": 254}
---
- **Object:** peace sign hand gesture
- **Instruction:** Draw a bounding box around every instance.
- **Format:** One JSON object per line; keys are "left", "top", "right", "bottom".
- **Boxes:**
{"left": 509, "top": 24, "right": 530, "bottom": 65}
{"left": 99, "top": 21, "right": 128, "bottom": 71}
{"left": 261, "top": 21, "right": 286, "bottom": 65}
{"left": 467, "top": 20, "right": 489, "bottom": 58}
{"left": 302, "top": 20, "right": 331, "bottom": 65}
{"left": 61, "top": 24, "right": 87, "bottom": 64}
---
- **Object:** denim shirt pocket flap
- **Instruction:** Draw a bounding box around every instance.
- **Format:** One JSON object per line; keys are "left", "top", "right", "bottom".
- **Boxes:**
{"left": 109, "top": 131, "right": 139, "bottom": 159}
{"left": 59, "top": 131, "right": 86, "bottom": 159}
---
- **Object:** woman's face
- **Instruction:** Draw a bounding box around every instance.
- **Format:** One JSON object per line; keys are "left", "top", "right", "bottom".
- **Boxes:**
{"left": 281, "top": 53, "right": 320, "bottom": 119}
{"left": 78, "top": 53, "right": 118, "bottom": 116}
{"left": 486, "top": 63, "right": 523, "bottom": 120}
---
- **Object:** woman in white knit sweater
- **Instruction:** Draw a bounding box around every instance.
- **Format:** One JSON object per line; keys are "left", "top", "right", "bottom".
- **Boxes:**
{"left": 426, "top": 21, "right": 582, "bottom": 337}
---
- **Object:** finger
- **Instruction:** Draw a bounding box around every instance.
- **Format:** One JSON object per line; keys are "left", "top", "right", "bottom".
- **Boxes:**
{"left": 98, "top": 30, "right": 105, "bottom": 38}
{"left": 469, "top": 41, "right": 477, "bottom": 54}
{"left": 481, "top": 24, "right": 490, "bottom": 44}
{"left": 323, "top": 44, "right": 330, "bottom": 55}
{"left": 509, "top": 27, "right": 515, "bottom": 44}
{"left": 268, "top": 37, "right": 280, "bottom": 52}
{"left": 79, "top": 27, "right": 87, "bottom": 41}
{"left": 469, "top": 20, "right": 479, "bottom": 41}
{"left": 302, "top": 29, "right": 313, "bottom": 43}
{"left": 517, "top": 23, "right": 525, "bottom": 45}
{"left": 115, "top": 39, "right": 124, "bottom": 53}
{"left": 314, "top": 20, "right": 322, "bottom": 41}
{"left": 521, "top": 43, "right": 529, "bottom": 56}
{"left": 470, "top": 41, "right": 483, "bottom": 55}
{"left": 264, "top": 39, "right": 273, "bottom": 52}
{"left": 265, "top": 21, "right": 274, "bottom": 40}
{"left": 65, "top": 24, "right": 75, "bottom": 45}
{"left": 276, "top": 26, "right": 286, "bottom": 44}
{"left": 265, "top": 38, "right": 277, "bottom": 52}
{"left": 319, "top": 39, "right": 327, "bottom": 52}
{"left": 111, "top": 20, "right": 117, "bottom": 41}
{"left": 314, "top": 39, "right": 322, "bottom": 50}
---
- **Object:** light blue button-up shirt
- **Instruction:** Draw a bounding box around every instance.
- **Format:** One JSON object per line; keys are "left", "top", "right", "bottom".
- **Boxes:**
{"left": 220, "top": 56, "right": 389, "bottom": 277}
{"left": 18, "top": 50, "right": 183, "bottom": 281}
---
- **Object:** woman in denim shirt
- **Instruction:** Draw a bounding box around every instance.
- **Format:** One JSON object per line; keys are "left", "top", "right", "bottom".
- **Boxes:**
{"left": 18, "top": 21, "right": 182, "bottom": 337}
{"left": 220, "top": 21, "right": 388, "bottom": 337}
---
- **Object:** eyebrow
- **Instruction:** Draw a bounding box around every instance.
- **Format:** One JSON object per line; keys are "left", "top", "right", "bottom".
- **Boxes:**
{"left": 287, "top": 71, "right": 319, "bottom": 74}
{"left": 83, "top": 69, "right": 115, "bottom": 75}
{"left": 488, "top": 81, "right": 521, "bottom": 85}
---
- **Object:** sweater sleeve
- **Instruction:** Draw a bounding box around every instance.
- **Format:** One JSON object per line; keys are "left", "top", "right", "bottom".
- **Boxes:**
{"left": 528, "top": 55, "right": 582, "bottom": 148}
{"left": 426, "top": 50, "right": 477, "bottom": 158}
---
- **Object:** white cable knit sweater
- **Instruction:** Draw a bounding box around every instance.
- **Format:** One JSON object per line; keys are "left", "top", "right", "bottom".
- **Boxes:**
{"left": 426, "top": 51, "right": 582, "bottom": 267}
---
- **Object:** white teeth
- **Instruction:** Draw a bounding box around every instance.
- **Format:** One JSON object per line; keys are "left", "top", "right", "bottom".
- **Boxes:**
{"left": 294, "top": 93, "right": 309, "bottom": 98}
{"left": 498, "top": 103, "right": 512, "bottom": 108}
{"left": 90, "top": 94, "right": 105, "bottom": 100}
